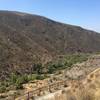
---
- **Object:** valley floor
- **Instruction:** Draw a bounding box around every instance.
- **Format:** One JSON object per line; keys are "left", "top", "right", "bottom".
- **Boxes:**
{"left": 0, "top": 54, "right": 100, "bottom": 100}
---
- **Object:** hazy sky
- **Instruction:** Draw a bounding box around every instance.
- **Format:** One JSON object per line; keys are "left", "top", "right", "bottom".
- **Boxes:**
{"left": 0, "top": 0, "right": 100, "bottom": 32}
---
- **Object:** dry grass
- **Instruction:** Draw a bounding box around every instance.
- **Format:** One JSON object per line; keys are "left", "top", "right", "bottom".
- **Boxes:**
{"left": 62, "top": 68, "right": 100, "bottom": 100}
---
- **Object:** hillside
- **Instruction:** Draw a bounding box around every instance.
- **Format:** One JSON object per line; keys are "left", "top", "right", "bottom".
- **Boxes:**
{"left": 0, "top": 10, "right": 100, "bottom": 79}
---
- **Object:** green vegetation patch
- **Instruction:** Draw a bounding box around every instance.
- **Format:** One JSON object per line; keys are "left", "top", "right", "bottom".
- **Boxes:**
{"left": 0, "top": 53, "right": 89, "bottom": 93}
{"left": 47, "top": 54, "right": 89, "bottom": 74}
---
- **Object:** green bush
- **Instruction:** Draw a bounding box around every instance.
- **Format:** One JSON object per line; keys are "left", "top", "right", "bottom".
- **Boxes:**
{"left": 48, "top": 64, "right": 56, "bottom": 74}
{"left": 0, "top": 85, "right": 6, "bottom": 93}
{"left": 27, "top": 74, "right": 37, "bottom": 81}
{"left": 9, "top": 73, "right": 29, "bottom": 89}
{"left": 33, "top": 63, "right": 43, "bottom": 74}
{"left": 15, "top": 78, "right": 23, "bottom": 89}
{"left": 36, "top": 75, "right": 45, "bottom": 80}
{"left": 21, "top": 74, "right": 29, "bottom": 83}
{"left": 64, "top": 54, "right": 88, "bottom": 67}
{"left": 10, "top": 73, "right": 18, "bottom": 84}
{"left": 0, "top": 81, "right": 10, "bottom": 93}
{"left": 47, "top": 54, "right": 88, "bottom": 74}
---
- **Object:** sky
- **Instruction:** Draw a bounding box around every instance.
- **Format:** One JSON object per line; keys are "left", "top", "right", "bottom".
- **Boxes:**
{"left": 0, "top": 0, "right": 100, "bottom": 32}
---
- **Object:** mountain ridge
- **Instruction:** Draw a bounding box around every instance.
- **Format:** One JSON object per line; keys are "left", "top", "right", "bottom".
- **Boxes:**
{"left": 0, "top": 10, "right": 99, "bottom": 32}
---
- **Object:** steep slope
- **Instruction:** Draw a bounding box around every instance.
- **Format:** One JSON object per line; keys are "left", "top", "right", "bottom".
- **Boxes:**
{"left": 0, "top": 10, "right": 100, "bottom": 79}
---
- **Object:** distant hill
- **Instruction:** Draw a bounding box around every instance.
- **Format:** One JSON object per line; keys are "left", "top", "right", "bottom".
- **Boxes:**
{"left": 0, "top": 10, "right": 100, "bottom": 79}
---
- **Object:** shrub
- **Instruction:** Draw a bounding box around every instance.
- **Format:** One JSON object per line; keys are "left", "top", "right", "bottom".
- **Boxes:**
{"left": 15, "top": 77, "right": 24, "bottom": 89}
{"left": 33, "top": 63, "right": 43, "bottom": 74}
{"left": 27, "top": 74, "right": 37, "bottom": 81}
{"left": 21, "top": 74, "right": 29, "bottom": 83}
{"left": 48, "top": 65, "right": 56, "bottom": 74}
{"left": 10, "top": 73, "right": 29, "bottom": 89}
{"left": 10, "top": 73, "right": 18, "bottom": 84}
{"left": 47, "top": 54, "right": 88, "bottom": 74}
{"left": 36, "top": 75, "right": 45, "bottom": 80}
{"left": 64, "top": 54, "right": 88, "bottom": 68}
{"left": 0, "top": 85, "right": 6, "bottom": 93}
